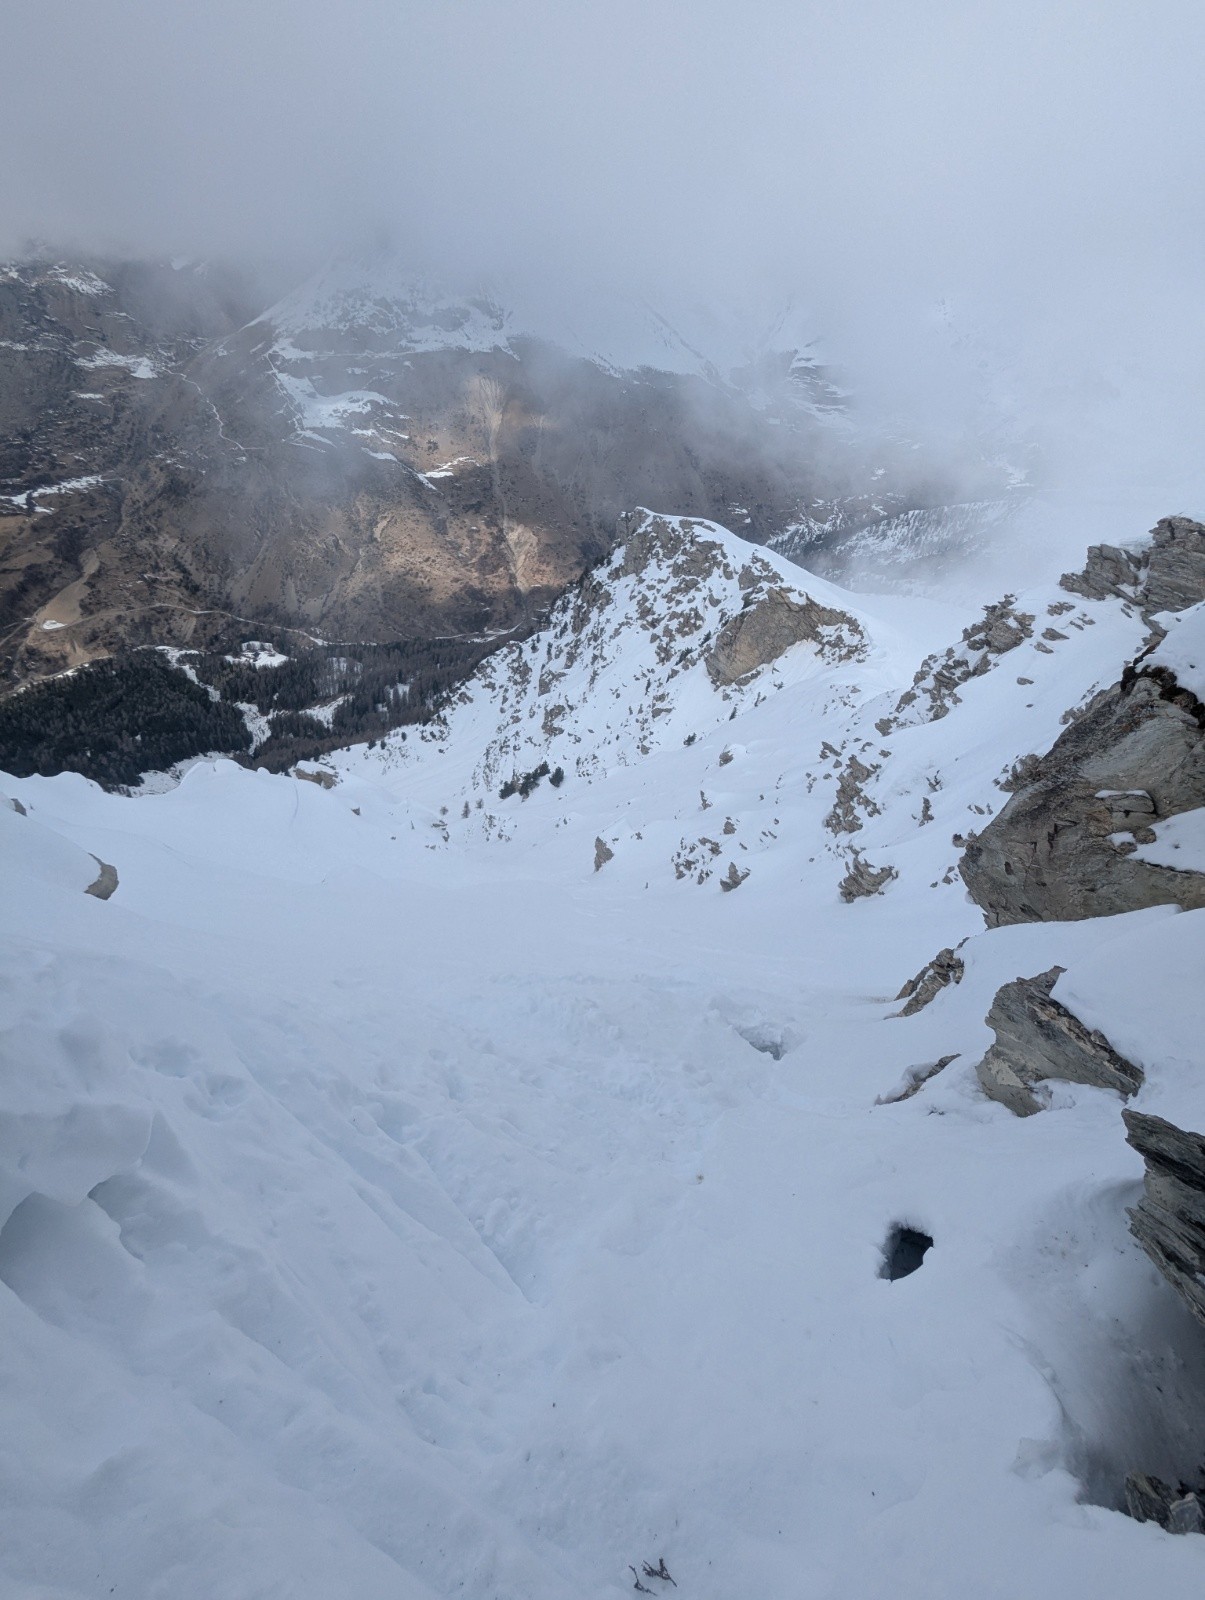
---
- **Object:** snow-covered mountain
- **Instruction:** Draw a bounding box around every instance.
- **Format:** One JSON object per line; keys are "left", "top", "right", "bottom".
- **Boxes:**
{"left": 261, "top": 251, "right": 842, "bottom": 399}
{"left": 4, "top": 503, "right": 1205, "bottom": 1597}
{"left": 1, "top": 246, "right": 1038, "bottom": 755}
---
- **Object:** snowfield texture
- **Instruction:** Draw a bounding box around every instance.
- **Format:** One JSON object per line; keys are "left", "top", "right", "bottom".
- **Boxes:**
{"left": 2, "top": 513, "right": 1205, "bottom": 1598}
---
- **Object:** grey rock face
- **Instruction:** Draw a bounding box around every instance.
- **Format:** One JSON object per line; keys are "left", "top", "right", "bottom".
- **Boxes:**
{"left": 960, "top": 666, "right": 1205, "bottom": 925}
{"left": 824, "top": 753, "right": 881, "bottom": 835}
{"left": 876, "top": 1054, "right": 960, "bottom": 1104}
{"left": 975, "top": 967, "right": 1142, "bottom": 1116}
{"left": 1124, "top": 1110, "right": 1205, "bottom": 1331}
{"left": 705, "top": 585, "right": 864, "bottom": 686}
{"left": 84, "top": 856, "right": 118, "bottom": 900}
{"left": 1125, "top": 1471, "right": 1205, "bottom": 1534}
{"left": 893, "top": 946, "right": 965, "bottom": 1017}
{"left": 838, "top": 852, "right": 897, "bottom": 902}
{"left": 1145, "top": 517, "right": 1205, "bottom": 614}
{"left": 1060, "top": 543, "right": 1144, "bottom": 604}
{"left": 593, "top": 836, "right": 614, "bottom": 872}
{"left": 1061, "top": 516, "right": 1205, "bottom": 615}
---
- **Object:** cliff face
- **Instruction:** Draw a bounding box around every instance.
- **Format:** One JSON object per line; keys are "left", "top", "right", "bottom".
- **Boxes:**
{"left": 960, "top": 531, "right": 1205, "bottom": 927}
{"left": 959, "top": 666, "right": 1205, "bottom": 924}
{"left": 1124, "top": 1111, "right": 1205, "bottom": 1334}
{"left": 1061, "top": 516, "right": 1205, "bottom": 615}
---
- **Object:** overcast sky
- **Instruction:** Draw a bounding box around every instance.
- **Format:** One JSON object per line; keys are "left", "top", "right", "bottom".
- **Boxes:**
{"left": 4, "top": 1, "right": 1204, "bottom": 496}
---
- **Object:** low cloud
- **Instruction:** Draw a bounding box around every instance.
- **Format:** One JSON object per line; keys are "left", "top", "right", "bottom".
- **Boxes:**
{"left": 4, "top": 0, "right": 1204, "bottom": 504}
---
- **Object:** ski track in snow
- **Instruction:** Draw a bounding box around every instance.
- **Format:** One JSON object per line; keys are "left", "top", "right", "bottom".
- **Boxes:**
{"left": 2, "top": 516, "right": 1204, "bottom": 1598}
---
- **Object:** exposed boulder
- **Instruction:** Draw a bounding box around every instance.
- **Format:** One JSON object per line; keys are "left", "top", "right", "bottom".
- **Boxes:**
{"left": 876, "top": 1054, "right": 960, "bottom": 1104}
{"left": 1060, "top": 544, "right": 1144, "bottom": 605}
{"left": 593, "top": 836, "right": 614, "bottom": 872}
{"left": 1123, "top": 1110, "right": 1205, "bottom": 1331}
{"left": 975, "top": 967, "right": 1142, "bottom": 1116}
{"left": 1061, "top": 516, "right": 1205, "bottom": 615}
{"left": 293, "top": 765, "right": 338, "bottom": 789}
{"left": 84, "top": 856, "right": 118, "bottom": 900}
{"left": 838, "top": 852, "right": 897, "bottom": 902}
{"left": 960, "top": 656, "right": 1205, "bottom": 925}
{"left": 1124, "top": 1472, "right": 1205, "bottom": 1534}
{"left": 706, "top": 585, "right": 864, "bottom": 686}
{"left": 893, "top": 946, "right": 965, "bottom": 1017}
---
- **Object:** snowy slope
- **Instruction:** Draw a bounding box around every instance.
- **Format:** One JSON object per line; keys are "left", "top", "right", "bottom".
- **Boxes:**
{"left": 3, "top": 512, "right": 1205, "bottom": 1598}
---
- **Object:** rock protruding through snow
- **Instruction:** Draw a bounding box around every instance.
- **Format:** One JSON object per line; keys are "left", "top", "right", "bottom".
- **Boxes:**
{"left": 84, "top": 855, "right": 118, "bottom": 899}
{"left": 893, "top": 946, "right": 965, "bottom": 1017}
{"left": 705, "top": 584, "right": 864, "bottom": 686}
{"left": 838, "top": 852, "right": 897, "bottom": 902}
{"left": 960, "top": 620, "right": 1205, "bottom": 924}
{"left": 975, "top": 967, "right": 1143, "bottom": 1116}
{"left": 1061, "top": 515, "right": 1205, "bottom": 616}
{"left": 1124, "top": 1110, "right": 1205, "bottom": 1331}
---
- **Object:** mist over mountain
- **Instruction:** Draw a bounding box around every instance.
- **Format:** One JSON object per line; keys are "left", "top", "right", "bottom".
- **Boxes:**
{"left": 4, "top": 1, "right": 1204, "bottom": 510}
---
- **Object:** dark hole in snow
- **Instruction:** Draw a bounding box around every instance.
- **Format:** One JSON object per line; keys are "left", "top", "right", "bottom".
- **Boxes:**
{"left": 881, "top": 1225, "right": 933, "bottom": 1281}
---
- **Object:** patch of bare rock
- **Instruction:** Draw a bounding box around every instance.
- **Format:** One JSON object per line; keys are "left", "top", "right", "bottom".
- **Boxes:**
{"left": 973, "top": 967, "right": 1142, "bottom": 1116}
{"left": 1061, "top": 515, "right": 1205, "bottom": 616}
{"left": 838, "top": 851, "right": 896, "bottom": 902}
{"left": 960, "top": 641, "right": 1205, "bottom": 925}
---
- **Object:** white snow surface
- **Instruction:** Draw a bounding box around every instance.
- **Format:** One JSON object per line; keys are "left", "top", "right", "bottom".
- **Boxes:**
{"left": 273, "top": 371, "right": 393, "bottom": 434}
{"left": 1, "top": 475, "right": 104, "bottom": 508}
{"left": 1148, "top": 600, "right": 1205, "bottom": 701}
{"left": 3, "top": 513, "right": 1205, "bottom": 1598}
{"left": 73, "top": 351, "right": 159, "bottom": 379}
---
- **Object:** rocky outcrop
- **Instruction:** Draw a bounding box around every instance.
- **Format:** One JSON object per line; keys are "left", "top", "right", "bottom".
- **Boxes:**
{"left": 705, "top": 585, "right": 864, "bottom": 686}
{"left": 879, "top": 596, "right": 1035, "bottom": 731}
{"left": 975, "top": 967, "right": 1142, "bottom": 1116}
{"left": 1060, "top": 545, "right": 1144, "bottom": 605}
{"left": 84, "top": 856, "right": 118, "bottom": 900}
{"left": 593, "top": 836, "right": 614, "bottom": 872}
{"left": 1123, "top": 1110, "right": 1205, "bottom": 1330}
{"left": 1124, "top": 1471, "right": 1205, "bottom": 1534}
{"left": 960, "top": 663, "right": 1205, "bottom": 925}
{"left": 838, "top": 852, "right": 897, "bottom": 902}
{"left": 893, "top": 946, "right": 965, "bottom": 1017}
{"left": 1119, "top": 1107, "right": 1205, "bottom": 1533}
{"left": 1061, "top": 517, "right": 1205, "bottom": 615}
{"left": 824, "top": 752, "right": 882, "bottom": 835}
{"left": 876, "top": 1054, "right": 960, "bottom": 1104}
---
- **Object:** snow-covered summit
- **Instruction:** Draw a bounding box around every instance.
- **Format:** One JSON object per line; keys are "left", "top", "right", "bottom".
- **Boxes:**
{"left": 356, "top": 511, "right": 869, "bottom": 797}
{"left": 262, "top": 254, "right": 513, "bottom": 358}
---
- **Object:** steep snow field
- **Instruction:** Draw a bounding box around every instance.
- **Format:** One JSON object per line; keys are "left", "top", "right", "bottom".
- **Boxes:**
{"left": 3, "top": 517, "right": 1204, "bottom": 1598}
